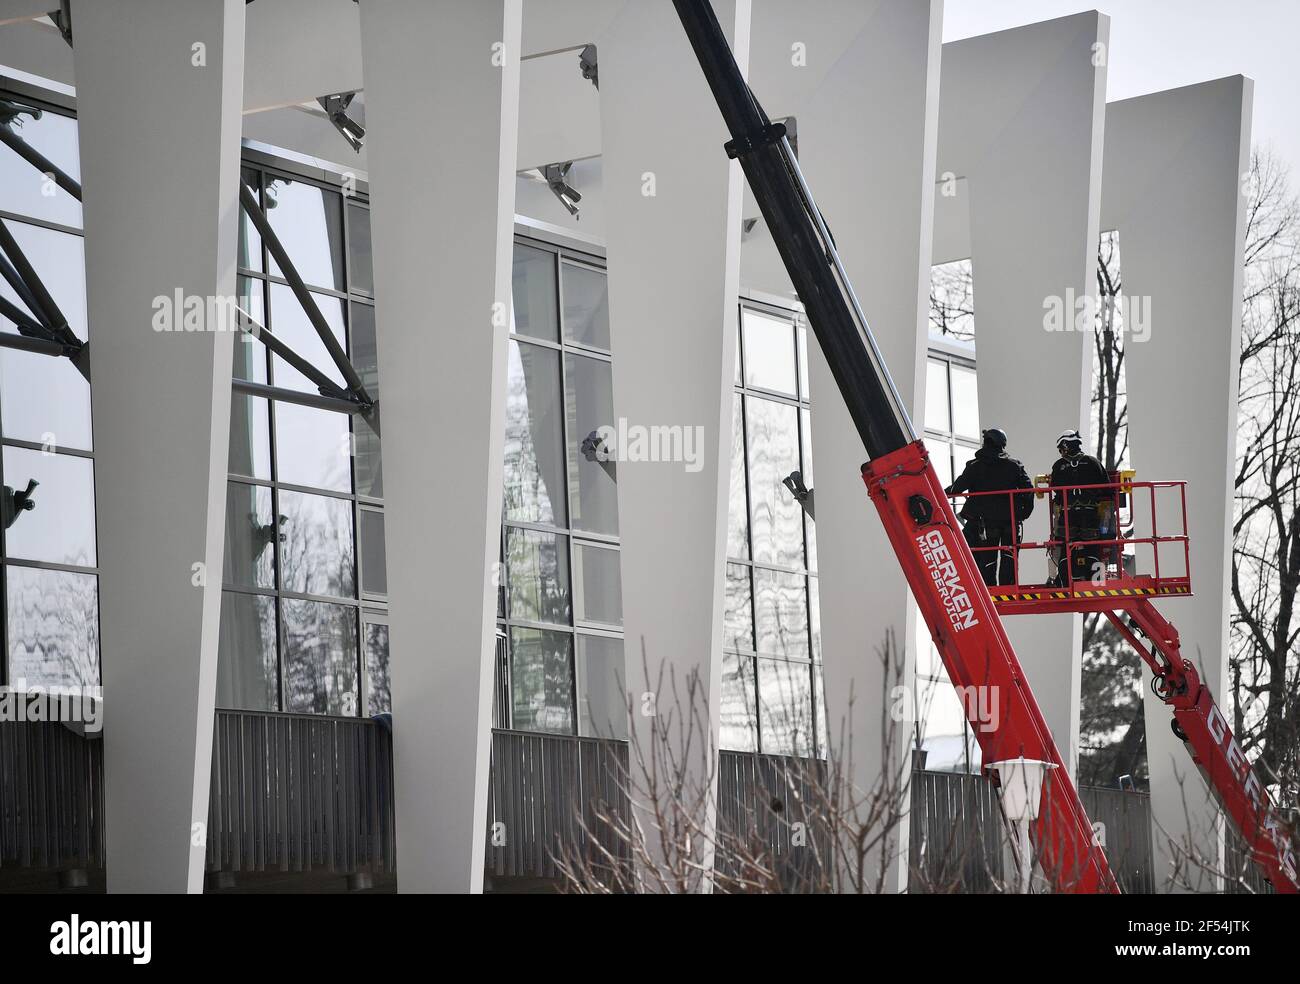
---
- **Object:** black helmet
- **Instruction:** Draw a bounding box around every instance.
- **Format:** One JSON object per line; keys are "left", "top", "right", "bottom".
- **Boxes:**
{"left": 1056, "top": 429, "right": 1084, "bottom": 455}
{"left": 982, "top": 427, "right": 1008, "bottom": 451}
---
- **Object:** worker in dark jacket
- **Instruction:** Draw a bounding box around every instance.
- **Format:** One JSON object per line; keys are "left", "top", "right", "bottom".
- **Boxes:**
{"left": 945, "top": 428, "right": 1034, "bottom": 586}
{"left": 1048, "top": 429, "right": 1111, "bottom": 586}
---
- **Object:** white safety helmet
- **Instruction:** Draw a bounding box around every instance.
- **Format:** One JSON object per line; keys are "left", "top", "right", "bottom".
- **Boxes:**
{"left": 1056, "top": 429, "right": 1084, "bottom": 455}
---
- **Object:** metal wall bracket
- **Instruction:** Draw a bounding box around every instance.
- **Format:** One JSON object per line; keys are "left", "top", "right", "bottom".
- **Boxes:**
{"left": 542, "top": 162, "right": 582, "bottom": 218}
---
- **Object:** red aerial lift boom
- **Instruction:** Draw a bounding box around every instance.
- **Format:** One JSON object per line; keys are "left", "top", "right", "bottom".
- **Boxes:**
{"left": 673, "top": 0, "right": 1298, "bottom": 894}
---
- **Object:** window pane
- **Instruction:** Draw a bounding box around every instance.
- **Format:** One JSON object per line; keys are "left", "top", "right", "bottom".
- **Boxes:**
{"left": 925, "top": 359, "right": 949, "bottom": 433}
{"left": 719, "top": 652, "right": 757, "bottom": 752}
{"left": 350, "top": 302, "right": 382, "bottom": 498}
{"left": 347, "top": 203, "right": 373, "bottom": 293}
{"left": 950, "top": 364, "right": 980, "bottom": 440}
{"left": 265, "top": 176, "right": 345, "bottom": 291}
{"left": 503, "top": 340, "right": 566, "bottom": 525}
{"left": 808, "top": 576, "right": 822, "bottom": 662}
{"left": 576, "top": 634, "right": 626, "bottom": 739}
{"left": 266, "top": 283, "right": 347, "bottom": 394}
{"left": 7, "top": 566, "right": 98, "bottom": 689}
{"left": 724, "top": 563, "right": 752, "bottom": 652}
{"left": 926, "top": 437, "right": 954, "bottom": 489}
{"left": 800, "top": 407, "right": 816, "bottom": 572}
{"left": 228, "top": 393, "right": 271, "bottom": 480}
{"left": 814, "top": 664, "right": 828, "bottom": 757}
{"left": 562, "top": 262, "right": 609, "bottom": 349}
{"left": 742, "top": 309, "right": 797, "bottom": 396}
{"left": 238, "top": 167, "right": 262, "bottom": 273}
{"left": 759, "top": 658, "right": 813, "bottom": 756}
{"left": 216, "top": 591, "right": 277, "bottom": 710}
{"left": 797, "top": 323, "right": 810, "bottom": 400}
{"left": 0, "top": 108, "right": 82, "bottom": 226}
{"left": 223, "top": 482, "right": 275, "bottom": 589}
{"left": 509, "top": 626, "right": 573, "bottom": 734}
{"left": 360, "top": 509, "right": 386, "bottom": 596}
{"left": 278, "top": 489, "right": 355, "bottom": 599}
{"left": 565, "top": 353, "right": 618, "bottom": 535}
{"left": 753, "top": 567, "right": 810, "bottom": 660}
{"left": 232, "top": 276, "right": 266, "bottom": 383}
{"left": 364, "top": 621, "right": 390, "bottom": 715}
{"left": 506, "top": 526, "right": 570, "bottom": 625}
{"left": 746, "top": 396, "right": 804, "bottom": 569}
{"left": 0, "top": 220, "right": 88, "bottom": 341}
{"left": 2, "top": 446, "right": 95, "bottom": 566}
{"left": 727, "top": 395, "right": 748, "bottom": 560}
{"left": 511, "top": 244, "right": 558, "bottom": 342}
{"left": 274, "top": 399, "right": 352, "bottom": 493}
{"left": 282, "top": 598, "right": 358, "bottom": 715}
{"left": 573, "top": 541, "right": 620, "bottom": 626}
{"left": 0, "top": 348, "right": 92, "bottom": 451}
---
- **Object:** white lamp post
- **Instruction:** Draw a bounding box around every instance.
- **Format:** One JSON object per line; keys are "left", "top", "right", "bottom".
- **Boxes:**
{"left": 988, "top": 757, "right": 1058, "bottom": 894}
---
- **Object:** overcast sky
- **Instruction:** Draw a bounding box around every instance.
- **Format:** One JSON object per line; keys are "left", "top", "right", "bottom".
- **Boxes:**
{"left": 944, "top": 0, "right": 1300, "bottom": 178}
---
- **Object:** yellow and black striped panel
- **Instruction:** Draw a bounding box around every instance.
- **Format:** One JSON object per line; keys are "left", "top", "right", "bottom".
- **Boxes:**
{"left": 991, "top": 584, "right": 1191, "bottom": 602}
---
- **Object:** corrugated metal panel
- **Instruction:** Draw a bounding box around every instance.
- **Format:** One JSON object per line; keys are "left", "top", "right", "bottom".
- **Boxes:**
{"left": 908, "top": 770, "right": 1006, "bottom": 892}
{"left": 1080, "top": 784, "right": 1154, "bottom": 893}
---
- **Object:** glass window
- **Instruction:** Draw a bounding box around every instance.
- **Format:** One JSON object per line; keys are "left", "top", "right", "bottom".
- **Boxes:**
{"left": 573, "top": 541, "right": 620, "bottom": 626}
{"left": 350, "top": 302, "right": 382, "bottom": 498}
{"left": 742, "top": 309, "right": 797, "bottom": 396}
{"left": 753, "top": 567, "right": 810, "bottom": 660}
{"left": 509, "top": 626, "right": 573, "bottom": 734}
{"left": 0, "top": 107, "right": 82, "bottom": 227}
{"left": 727, "top": 395, "right": 748, "bottom": 560}
{"left": 719, "top": 652, "right": 757, "bottom": 752}
{"left": 265, "top": 176, "right": 345, "bottom": 291}
{"left": 223, "top": 482, "right": 275, "bottom": 590}
{"left": 746, "top": 396, "right": 803, "bottom": 570}
{"left": 950, "top": 363, "right": 980, "bottom": 440}
{"left": 347, "top": 204, "right": 372, "bottom": 294}
{"left": 925, "top": 359, "right": 949, "bottom": 432}
{"left": 925, "top": 437, "right": 954, "bottom": 489}
{"left": 564, "top": 353, "right": 618, "bottom": 535}
{"left": 0, "top": 347, "right": 92, "bottom": 452}
{"left": 724, "top": 563, "right": 753, "bottom": 652}
{"left": 274, "top": 400, "right": 352, "bottom": 493}
{"left": 228, "top": 393, "right": 271, "bottom": 480}
{"left": 797, "top": 324, "right": 810, "bottom": 400}
{"left": 0, "top": 220, "right": 87, "bottom": 342}
{"left": 758, "top": 657, "right": 814, "bottom": 757}
{"left": 233, "top": 277, "right": 267, "bottom": 383}
{"left": 281, "top": 598, "right": 358, "bottom": 715}
{"left": 238, "top": 167, "right": 263, "bottom": 273}
{"left": 364, "top": 620, "right": 390, "bottom": 715}
{"left": 506, "top": 526, "right": 570, "bottom": 626}
{"left": 2, "top": 446, "right": 95, "bottom": 567}
{"left": 575, "top": 634, "right": 625, "bottom": 739}
{"left": 277, "top": 489, "right": 355, "bottom": 599}
{"left": 503, "top": 340, "right": 566, "bottom": 525}
{"left": 266, "top": 283, "right": 347, "bottom": 394}
{"left": 562, "top": 261, "right": 609, "bottom": 350}
{"left": 511, "top": 244, "right": 558, "bottom": 342}
{"left": 6, "top": 565, "right": 98, "bottom": 689}
{"left": 360, "top": 508, "right": 386, "bottom": 597}
{"left": 216, "top": 591, "right": 278, "bottom": 710}
{"left": 800, "top": 407, "right": 816, "bottom": 572}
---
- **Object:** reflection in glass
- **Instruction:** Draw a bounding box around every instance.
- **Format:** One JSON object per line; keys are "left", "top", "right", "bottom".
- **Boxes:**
{"left": 232, "top": 277, "right": 266, "bottom": 383}
{"left": 350, "top": 302, "right": 382, "bottom": 497}
{"left": 746, "top": 396, "right": 803, "bottom": 570}
{"left": 274, "top": 399, "right": 352, "bottom": 493}
{"left": 573, "top": 541, "right": 620, "bottom": 625}
{"left": 266, "top": 283, "right": 347, "bottom": 394}
{"left": 752, "top": 567, "right": 809, "bottom": 659}
{"left": 216, "top": 591, "right": 277, "bottom": 710}
{"left": 2, "top": 446, "right": 95, "bottom": 566}
{"left": 509, "top": 626, "right": 573, "bottom": 734}
{"left": 506, "top": 526, "right": 570, "bottom": 625}
{"left": 265, "top": 177, "right": 345, "bottom": 291}
{"left": 719, "top": 652, "right": 757, "bottom": 752}
{"left": 6, "top": 566, "right": 98, "bottom": 689}
{"left": 950, "top": 364, "right": 980, "bottom": 440}
{"left": 727, "top": 395, "right": 748, "bottom": 560}
{"left": 360, "top": 508, "right": 386, "bottom": 596}
{"left": 228, "top": 393, "right": 271, "bottom": 479}
{"left": 0, "top": 347, "right": 92, "bottom": 451}
{"left": 758, "top": 657, "right": 813, "bottom": 756}
{"left": 0, "top": 220, "right": 88, "bottom": 340}
{"left": 347, "top": 204, "right": 373, "bottom": 293}
{"left": 564, "top": 353, "right": 618, "bottom": 535}
{"left": 800, "top": 407, "right": 816, "bottom": 571}
{"left": 562, "top": 262, "right": 609, "bottom": 349}
{"left": 278, "top": 489, "right": 355, "bottom": 599}
{"left": 364, "top": 621, "right": 390, "bottom": 715}
{"left": 925, "top": 359, "right": 949, "bottom": 432}
{"left": 0, "top": 108, "right": 82, "bottom": 227}
{"left": 238, "top": 167, "right": 263, "bottom": 273}
{"left": 511, "top": 244, "right": 558, "bottom": 341}
{"left": 282, "top": 598, "right": 358, "bottom": 715}
{"left": 742, "top": 309, "right": 797, "bottom": 395}
{"left": 575, "top": 634, "right": 626, "bottom": 739}
{"left": 724, "top": 563, "right": 752, "bottom": 652}
{"left": 223, "top": 481, "right": 275, "bottom": 589}
{"left": 808, "top": 575, "right": 822, "bottom": 661}
{"left": 503, "top": 340, "right": 565, "bottom": 525}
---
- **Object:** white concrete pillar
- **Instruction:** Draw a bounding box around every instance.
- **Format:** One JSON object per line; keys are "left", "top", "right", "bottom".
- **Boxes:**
{"left": 1100, "top": 77, "right": 1253, "bottom": 891}
{"left": 358, "top": 0, "right": 522, "bottom": 893}
{"left": 934, "top": 12, "right": 1110, "bottom": 776}
{"left": 767, "top": 0, "right": 942, "bottom": 893}
{"left": 72, "top": 0, "right": 246, "bottom": 892}
{"left": 600, "top": 0, "right": 750, "bottom": 886}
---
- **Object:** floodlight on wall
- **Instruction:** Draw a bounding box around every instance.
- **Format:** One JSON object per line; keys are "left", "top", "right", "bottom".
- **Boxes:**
{"left": 543, "top": 162, "right": 582, "bottom": 219}
{"left": 316, "top": 91, "right": 365, "bottom": 154}
{"left": 782, "top": 470, "right": 815, "bottom": 521}
{"left": 741, "top": 217, "right": 759, "bottom": 240}
{"left": 2, "top": 479, "right": 37, "bottom": 530}
{"left": 47, "top": 1, "right": 73, "bottom": 48}
{"left": 579, "top": 44, "right": 599, "bottom": 90}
